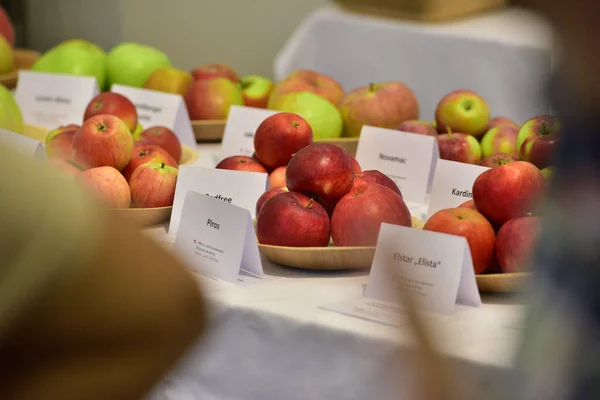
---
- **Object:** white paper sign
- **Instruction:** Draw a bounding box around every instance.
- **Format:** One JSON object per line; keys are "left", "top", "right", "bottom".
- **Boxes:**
{"left": 111, "top": 84, "right": 196, "bottom": 148}
{"left": 15, "top": 71, "right": 99, "bottom": 129}
{"left": 172, "top": 191, "right": 263, "bottom": 284}
{"left": 220, "top": 105, "right": 276, "bottom": 160}
{"left": 0, "top": 128, "right": 46, "bottom": 160}
{"left": 354, "top": 126, "right": 439, "bottom": 204}
{"left": 427, "top": 160, "right": 489, "bottom": 218}
{"left": 364, "top": 223, "right": 481, "bottom": 315}
{"left": 168, "top": 166, "right": 268, "bottom": 236}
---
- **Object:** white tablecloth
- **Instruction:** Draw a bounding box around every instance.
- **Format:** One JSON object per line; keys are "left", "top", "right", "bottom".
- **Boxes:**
{"left": 146, "top": 144, "right": 526, "bottom": 400}
{"left": 274, "top": 6, "right": 555, "bottom": 125}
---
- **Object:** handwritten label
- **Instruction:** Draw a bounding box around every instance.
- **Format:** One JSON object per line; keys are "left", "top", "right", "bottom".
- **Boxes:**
{"left": 172, "top": 191, "right": 263, "bottom": 284}
{"left": 168, "top": 166, "right": 268, "bottom": 236}
{"left": 220, "top": 105, "right": 276, "bottom": 159}
{"left": 111, "top": 84, "right": 196, "bottom": 148}
{"left": 15, "top": 71, "right": 99, "bottom": 129}
{"left": 0, "top": 128, "right": 46, "bottom": 160}
{"left": 427, "top": 159, "right": 489, "bottom": 218}
{"left": 354, "top": 126, "right": 439, "bottom": 204}
{"left": 365, "top": 223, "right": 481, "bottom": 315}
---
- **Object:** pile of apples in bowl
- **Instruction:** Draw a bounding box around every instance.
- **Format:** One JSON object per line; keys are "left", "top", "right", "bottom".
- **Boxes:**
{"left": 214, "top": 112, "right": 424, "bottom": 270}
{"left": 44, "top": 92, "right": 196, "bottom": 226}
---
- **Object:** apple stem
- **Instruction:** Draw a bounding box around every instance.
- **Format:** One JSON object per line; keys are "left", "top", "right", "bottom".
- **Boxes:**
{"left": 369, "top": 82, "right": 376, "bottom": 92}
{"left": 160, "top": 162, "right": 166, "bottom": 169}
{"left": 540, "top": 120, "right": 549, "bottom": 136}
{"left": 306, "top": 198, "right": 314, "bottom": 209}
{"left": 446, "top": 126, "right": 453, "bottom": 137}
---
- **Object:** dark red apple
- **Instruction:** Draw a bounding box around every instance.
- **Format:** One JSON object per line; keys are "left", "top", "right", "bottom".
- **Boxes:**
{"left": 254, "top": 112, "right": 313, "bottom": 169}
{"left": 216, "top": 155, "right": 268, "bottom": 173}
{"left": 138, "top": 126, "right": 182, "bottom": 163}
{"left": 122, "top": 143, "right": 178, "bottom": 181}
{"left": 83, "top": 92, "right": 138, "bottom": 132}
{"left": 353, "top": 170, "right": 402, "bottom": 197}
{"left": 286, "top": 143, "right": 354, "bottom": 209}
{"left": 331, "top": 183, "right": 411, "bottom": 246}
{"left": 424, "top": 207, "right": 496, "bottom": 274}
{"left": 516, "top": 115, "right": 560, "bottom": 169}
{"left": 256, "top": 192, "right": 330, "bottom": 247}
{"left": 397, "top": 120, "right": 438, "bottom": 136}
{"left": 495, "top": 216, "right": 541, "bottom": 273}
{"left": 472, "top": 161, "right": 545, "bottom": 225}
{"left": 255, "top": 186, "right": 288, "bottom": 216}
{"left": 479, "top": 153, "right": 519, "bottom": 168}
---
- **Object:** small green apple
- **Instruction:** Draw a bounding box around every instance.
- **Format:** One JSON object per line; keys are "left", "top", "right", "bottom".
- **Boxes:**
{"left": 56, "top": 39, "right": 106, "bottom": 57}
{"left": 0, "top": 84, "right": 23, "bottom": 133}
{"left": 32, "top": 45, "right": 106, "bottom": 89}
{"left": 270, "top": 91, "right": 343, "bottom": 140}
{"left": 435, "top": 90, "right": 490, "bottom": 137}
{"left": 107, "top": 42, "right": 171, "bottom": 88}
{"left": 240, "top": 75, "right": 274, "bottom": 109}
{"left": 0, "top": 34, "right": 13, "bottom": 74}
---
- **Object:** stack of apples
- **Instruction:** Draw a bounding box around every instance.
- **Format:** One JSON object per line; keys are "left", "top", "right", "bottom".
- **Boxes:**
{"left": 398, "top": 89, "right": 559, "bottom": 178}
{"left": 424, "top": 159, "right": 545, "bottom": 275}
{"left": 45, "top": 92, "right": 184, "bottom": 209}
{"left": 215, "top": 112, "right": 414, "bottom": 247}
{"left": 184, "top": 63, "right": 275, "bottom": 121}
{"left": 0, "top": 6, "right": 15, "bottom": 76}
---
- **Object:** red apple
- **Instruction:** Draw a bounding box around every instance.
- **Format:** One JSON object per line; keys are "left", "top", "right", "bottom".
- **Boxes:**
{"left": 351, "top": 157, "right": 361, "bottom": 173}
{"left": 437, "top": 132, "right": 482, "bottom": 164}
{"left": 516, "top": 115, "right": 560, "bottom": 154}
{"left": 480, "top": 126, "right": 519, "bottom": 157}
{"left": 191, "top": 63, "right": 239, "bottom": 83}
{"left": 129, "top": 161, "right": 179, "bottom": 208}
{"left": 83, "top": 92, "right": 138, "bottom": 132}
{"left": 72, "top": 114, "right": 133, "bottom": 170}
{"left": 241, "top": 75, "right": 274, "bottom": 109}
{"left": 332, "top": 183, "right": 411, "bottom": 246}
{"left": 269, "top": 166, "right": 287, "bottom": 188}
{"left": 479, "top": 153, "right": 519, "bottom": 168}
{"left": 519, "top": 130, "right": 560, "bottom": 170}
{"left": 459, "top": 200, "right": 477, "bottom": 210}
{"left": 44, "top": 124, "right": 80, "bottom": 160}
{"left": 472, "top": 161, "right": 545, "bottom": 225}
{"left": 424, "top": 207, "right": 496, "bottom": 274}
{"left": 268, "top": 69, "right": 344, "bottom": 107}
{"left": 397, "top": 120, "right": 438, "bottom": 136}
{"left": 495, "top": 216, "right": 541, "bottom": 273}
{"left": 487, "top": 116, "right": 519, "bottom": 131}
{"left": 435, "top": 90, "right": 490, "bottom": 137}
{"left": 138, "top": 125, "right": 182, "bottom": 163}
{"left": 254, "top": 112, "right": 313, "bottom": 169}
{"left": 256, "top": 192, "right": 330, "bottom": 247}
{"left": 0, "top": 6, "right": 15, "bottom": 47}
{"left": 184, "top": 77, "right": 244, "bottom": 120}
{"left": 215, "top": 155, "right": 268, "bottom": 173}
{"left": 122, "top": 143, "right": 178, "bottom": 181}
{"left": 256, "top": 186, "right": 288, "bottom": 216}
{"left": 339, "top": 81, "right": 419, "bottom": 138}
{"left": 353, "top": 170, "right": 402, "bottom": 197}
{"left": 79, "top": 166, "right": 131, "bottom": 208}
{"left": 286, "top": 143, "right": 354, "bottom": 209}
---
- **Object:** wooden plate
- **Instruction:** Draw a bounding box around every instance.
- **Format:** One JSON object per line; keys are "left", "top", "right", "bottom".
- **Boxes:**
{"left": 475, "top": 272, "right": 531, "bottom": 293}
{"left": 258, "top": 243, "right": 375, "bottom": 270}
{"left": 110, "top": 206, "right": 172, "bottom": 227}
{"left": 0, "top": 49, "right": 41, "bottom": 89}
{"left": 315, "top": 137, "right": 358, "bottom": 158}
{"left": 192, "top": 119, "right": 226, "bottom": 142}
{"left": 180, "top": 145, "right": 198, "bottom": 165}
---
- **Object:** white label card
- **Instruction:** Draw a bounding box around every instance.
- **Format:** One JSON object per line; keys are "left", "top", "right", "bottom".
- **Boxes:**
{"left": 220, "top": 105, "right": 276, "bottom": 160}
{"left": 168, "top": 166, "right": 268, "bottom": 236}
{"left": 0, "top": 128, "right": 46, "bottom": 160}
{"left": 365, "top": 223, "right": 481, "bottom": 315}
{"left": 354, "top": 126, "right": 439, "bottom": 204}
{"left": 172, "top": 191, "right": 263, "bottom": 284}
{"left": 111, "top": 84, "right": 196, "bottom": 148}
{"left": 15, "top": 71, "right": 99, "bottom": 129}
{"left": 427, "top": 159, "right": 489, "bottom": 219}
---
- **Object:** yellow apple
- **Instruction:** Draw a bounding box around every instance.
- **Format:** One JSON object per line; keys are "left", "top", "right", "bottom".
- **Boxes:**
{"left": 0, "top": 35, "right": 13, "bottom": 74}
{"left": 143, "top": 66, "right": 192, "bottom": 96}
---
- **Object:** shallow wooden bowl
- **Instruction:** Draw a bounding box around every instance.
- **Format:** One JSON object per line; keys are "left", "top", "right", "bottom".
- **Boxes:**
{"left": 475, "top": 272, "right": 531, "bottom": 293}
{"left": 258, "top": 244, "right": 375, "bottom": 270}
{"left": 315, "top": 137, "right": 359, "bottom": 158}
{"left": 192, "top": 119, "right": 226, "bottom": 142}
{"left": 110, "top": 206, "right": 172, "bottom": 227}
{"left": 0, "top": 49, "right": 41, "bottom": 89}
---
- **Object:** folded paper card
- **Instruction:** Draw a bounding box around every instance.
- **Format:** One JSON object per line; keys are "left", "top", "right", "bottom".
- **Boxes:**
{"left": 0, "top": 128, "right": 46, "bottom": 160}
{"left": 220, "top": 105, "right": 276, "bottom": 160}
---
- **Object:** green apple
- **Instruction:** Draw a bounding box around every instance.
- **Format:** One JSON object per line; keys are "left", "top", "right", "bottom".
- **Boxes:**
{"left": 32, "top": 45, "right": 106, "bottom": 89}
{"left": 0, "top": 84, "right": 23, "bottom": 133}
{"left": 270, "top": 91, "right": 343, "bottom": 140}
{"left": 435, "top": 90, "right": 490, "bottom": 137}
{"left": 56, "top": 39, "right": 106, "bottom": 57}
{"left": 240, "top": 75, "right": 274, "bottom": 109}
{"left": 107, "top": 42, "right": 171, "bottom": 88}
{"left": 0, "top": 34, "right": 13, "bottom": 74}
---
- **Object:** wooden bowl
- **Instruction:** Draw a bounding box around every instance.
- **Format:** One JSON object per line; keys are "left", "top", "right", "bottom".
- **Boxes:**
{"left": 192, "top": 119, "right": 226, "bottom": 142}
{"left": 475, "top": 272, "right": 531, "bottom": 293}
{"left": 179, "top": 145, "right": 198, "bottom": 165}
{"left": 258, "top": 244, "right": 375, "bottom": 270}
{"left": 110, "top": 206, "right": 172, "bottom": 228}
{"left": 0, "top": 49, "right": 41, "bottom": 89}
{"left": 315, "top": 137, "right": 359, "bottom": 158}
